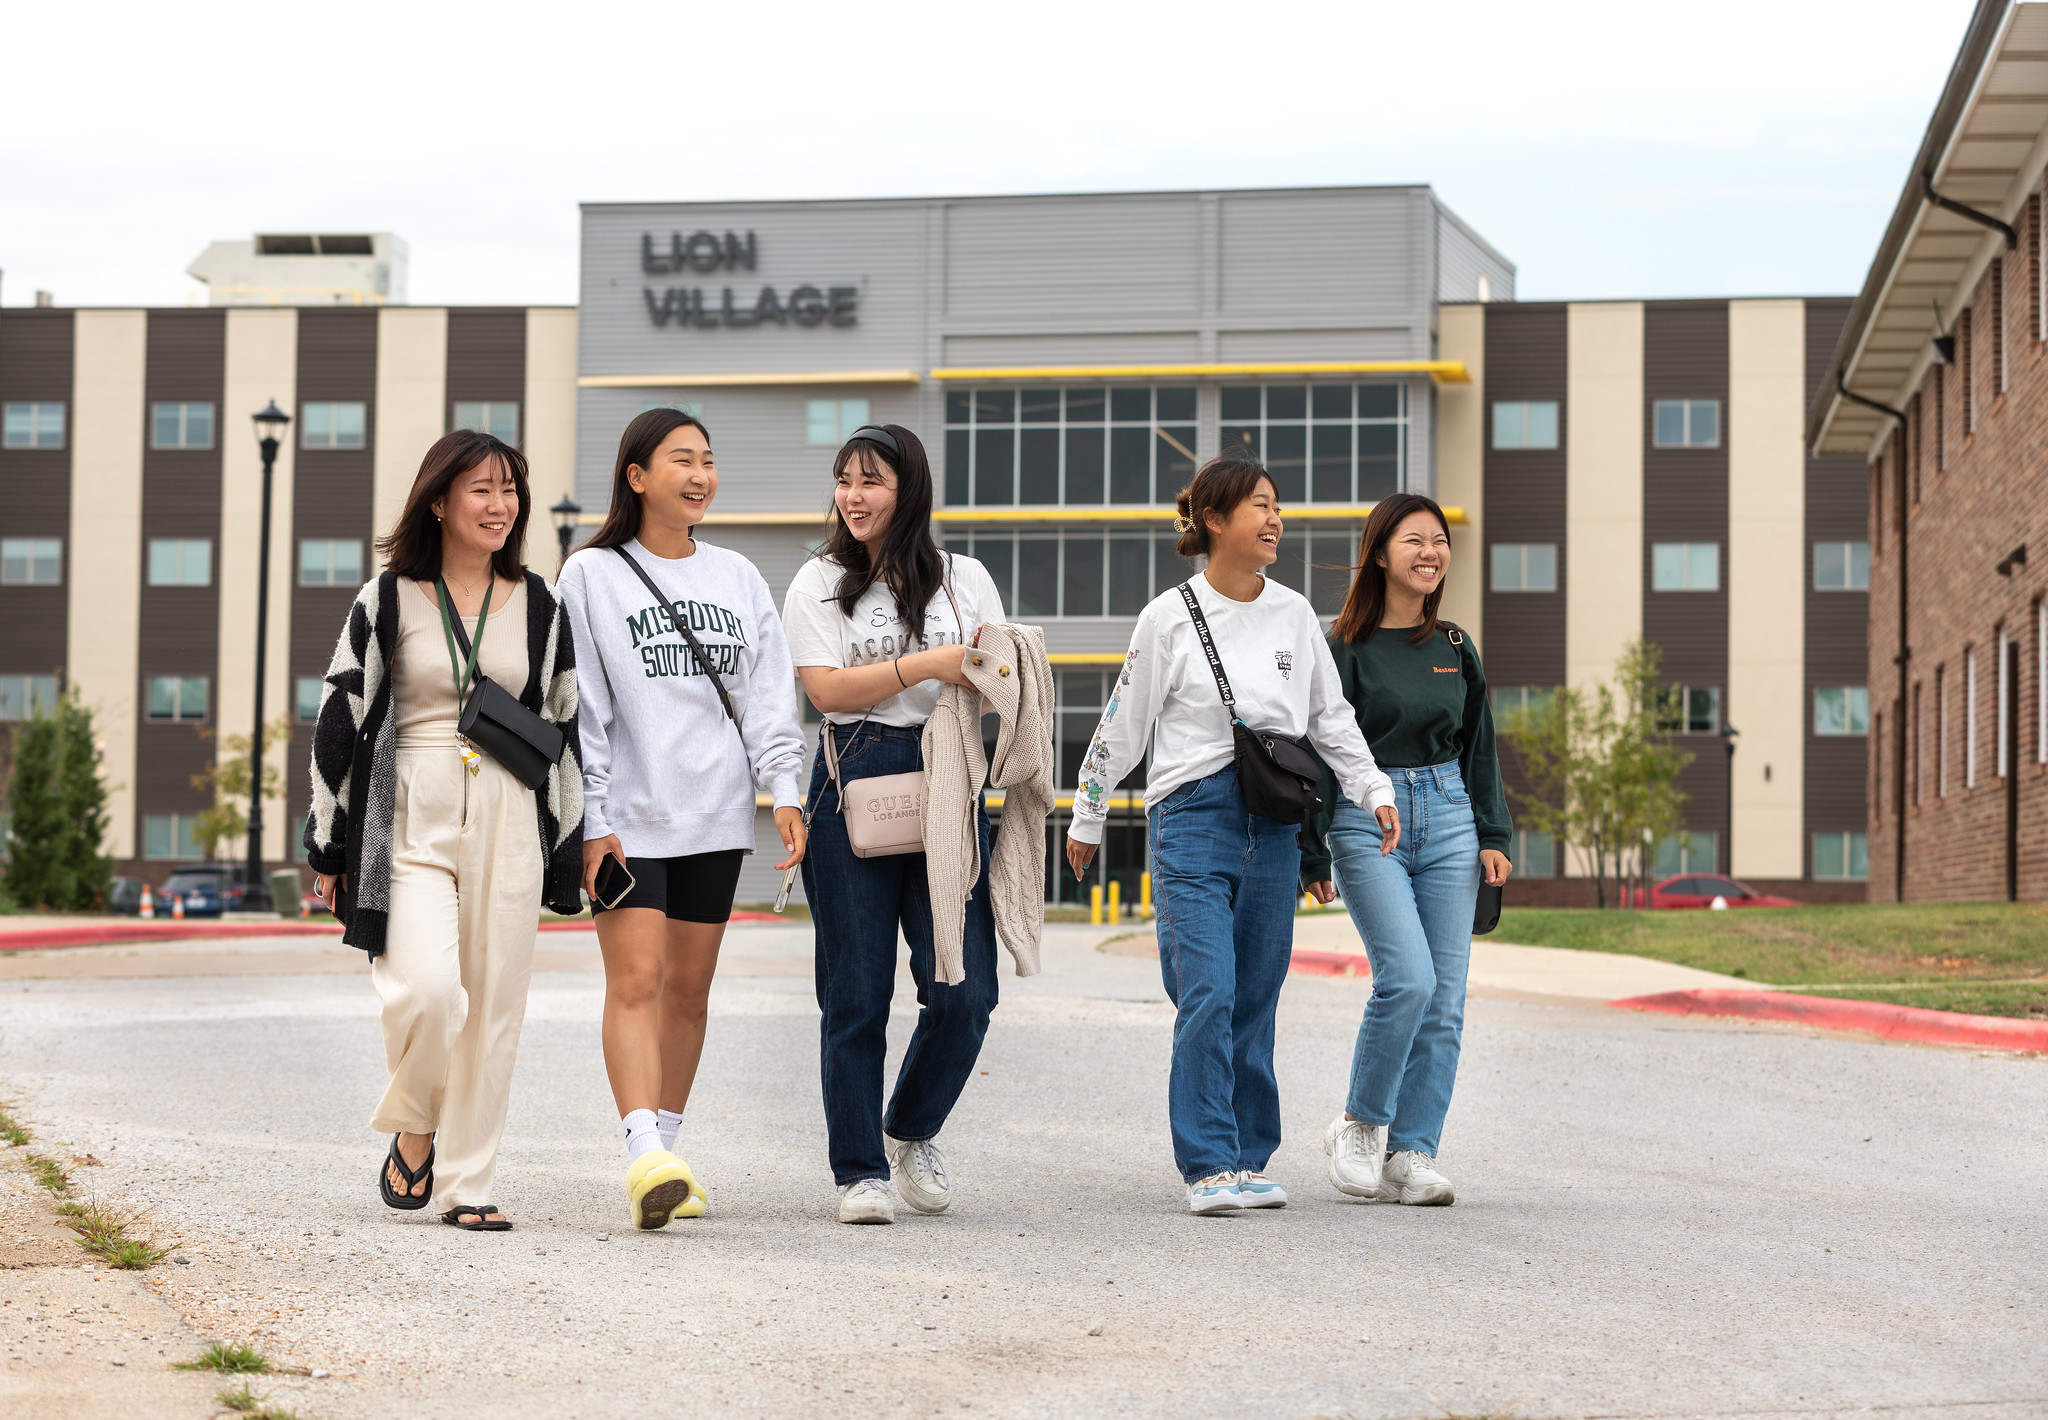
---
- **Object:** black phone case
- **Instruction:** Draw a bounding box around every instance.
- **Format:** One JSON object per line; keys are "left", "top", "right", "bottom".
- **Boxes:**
{"left": 1473, "top": 881, "right": 1503, "bottom": 936}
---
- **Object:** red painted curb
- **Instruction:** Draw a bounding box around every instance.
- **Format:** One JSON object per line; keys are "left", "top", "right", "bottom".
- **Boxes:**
{"left": 1289, "top": 948, "right": 1373, "bottom": 979}
{"left": 1610, "top": 988, "right": 2048, "bottom": 1053}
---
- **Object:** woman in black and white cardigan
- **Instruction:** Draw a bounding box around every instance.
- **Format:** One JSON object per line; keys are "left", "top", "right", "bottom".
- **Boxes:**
{"left": 304, "top": 429, "right": 583, "bottom": 1231}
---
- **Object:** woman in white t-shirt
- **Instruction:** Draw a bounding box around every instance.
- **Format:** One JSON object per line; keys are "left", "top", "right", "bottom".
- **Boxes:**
{"left": 782, "top": 424, "right": 1006, "bottom": 1226}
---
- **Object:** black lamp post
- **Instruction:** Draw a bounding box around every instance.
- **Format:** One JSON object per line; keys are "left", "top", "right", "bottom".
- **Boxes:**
{"left": 550, "top": 494, "right": 582, "bottom": 566}
{"left": 1719, "top": 721, "right": 1740, "bottom": 876}
{"left": 244, "top": 400, "right": 291, "bottom": 910}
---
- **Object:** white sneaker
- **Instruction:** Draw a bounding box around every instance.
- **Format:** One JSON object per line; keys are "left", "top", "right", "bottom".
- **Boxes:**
{"left": 1323, "top": 1115, "right": 1388, "bottom": 1199}
{"left": 1236, "top": 1171, "right": 1287, "bottom": 1208}
{"left": 1186, "top": 1173, "right": 1243, "bottom": 1215}
{"left": 836, "top": 1178, "right": 897, "bottom": 1224}
{"left": 884, "top": 1132, "right": 952, "bottom": 1215}
{"left": 1379, "top": 1150, "right": 1455, "bottom": 1206}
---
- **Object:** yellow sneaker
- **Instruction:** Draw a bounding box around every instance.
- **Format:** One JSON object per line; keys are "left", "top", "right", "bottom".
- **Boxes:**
{"left": 626, "top": 1150, "right": 705, "bottom": 1230}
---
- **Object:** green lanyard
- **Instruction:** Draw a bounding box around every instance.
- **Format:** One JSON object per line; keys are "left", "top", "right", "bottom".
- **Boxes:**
{"left": 434, "top": 577, "right": 493, "bottom": 704}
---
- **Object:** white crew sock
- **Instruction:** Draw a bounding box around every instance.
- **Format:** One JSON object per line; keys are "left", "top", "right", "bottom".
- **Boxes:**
{"left": 656, "top": 1108, "right": 684, "bottom": 1154}
{"left": 622, "top": 1108, "right": 663, "bottom": 1162}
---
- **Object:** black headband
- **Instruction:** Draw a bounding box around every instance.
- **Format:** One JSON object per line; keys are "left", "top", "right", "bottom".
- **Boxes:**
{"left": 843, "top": 425, "right": 900, "bottom": 457}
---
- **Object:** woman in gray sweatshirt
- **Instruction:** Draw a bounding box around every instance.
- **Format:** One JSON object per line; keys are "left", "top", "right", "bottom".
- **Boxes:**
{"left": 557, "top": 408, "right": 807, "bottom": 1231}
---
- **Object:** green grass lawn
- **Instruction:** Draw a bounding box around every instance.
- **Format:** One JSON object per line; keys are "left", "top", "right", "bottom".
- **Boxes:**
{"left": 1496, "top": 902, "right": 2048, "bottom": 1019}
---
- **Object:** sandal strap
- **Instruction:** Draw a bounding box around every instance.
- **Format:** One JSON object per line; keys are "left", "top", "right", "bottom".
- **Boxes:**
{"left": 386, "top": 1134, "right": 434, "bottom": 1186}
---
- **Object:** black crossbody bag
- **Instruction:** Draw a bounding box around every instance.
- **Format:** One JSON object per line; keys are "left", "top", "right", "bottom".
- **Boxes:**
{"left": 1177, "top": 581, "right": 1324, "bottom": 825}
{"left": 609, "top": 546, "right": 742, "bottom": 729}
{"left": 437, "top": 579, "right": 565, "bottom": 790}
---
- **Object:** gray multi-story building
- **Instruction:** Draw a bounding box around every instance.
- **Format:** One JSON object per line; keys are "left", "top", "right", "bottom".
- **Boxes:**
{"left": 573, "top": 186, "right": 1511, "bottom": 901}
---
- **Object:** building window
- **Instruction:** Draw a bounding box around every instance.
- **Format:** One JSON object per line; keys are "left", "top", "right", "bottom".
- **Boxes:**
{"left": 146, "top": 675, "right": 208, "bottom": 722}
{"left": 1654, "top": 686, "right": 1721, "bottom": 735}
{"left": 1994, "top": 257, "right": 2007, "bottom": 395}
{"left": 143, "top": 814, "right": 204, "bottom": 862}
{"left": 1219, "top": 383, "right": 1408, "bottom": 503}
{"left": 148, "top": 539, "right": 211, "bottom": 587}
{"left": 1813, "top": 832, "right": 1870, "bottom": 881}
{"left": 1652, "top": 542, "right": 1719, "bottom": 592}
{"left": 2, "top": 402, "right": 65, "bottom": 449}
{"left": 1813, "top": 541, "right": 1870, "bottom": 591}
{"left": 1999, "top": 626, "right": 2012, "bottom": 778}
{"left": 806, "top": 399, "right": 870, "bottom": 446}
{"left": 1651, "top": 399, "right": 1719, "bottom": 449}
{"left": 1490, "top": 543, "right": 1556, "bottom": 593}
{"left": 1912, "top": 680, "right": 1924, "bottom": 805}
{"left": 301, "top": 402, "right": 367, "bottom": 450}
{"left": 944, "top": 528, "right": 1211, "bottom": 618}
{"left": 1511, "top": 827, "right": 1556, "bottom": 878}
{"left": 945, "top": 386, "right": 1201, "bottom": 507}
{"left": 1961, "top": 309, "right": 1974, "bottom": 434}
{"left": 1651, "top": 831, "right": 1718, "bottom": 876}
{"left": 1966, "top": 646, "right": 1979, "bottom": 788}
{"left": 151, "top": 402, "right": 215, "bottom": 449}
{"left": 0, "top": 538, "right": 62, "bottom": 586}
{"left": 1933, "top": 365, "right": 1947, "bottom": 471}
{"left": 0, "top": 674, "right": 59, "bottom": 721}
{"left": 452, "top": 401, "right": 519, "bottom": 444}
{"left": 298, "top": 539, "right": 363, "bottom": 587}
{"left": 1814, "top": 686, "right": 1869, "bottom": 736}
{"left": 1491, "top": 685, "right": 1556, "bottom": 718}
{"left": 1491, "top": 401, "right": 1558, "bottom": 450}
{"left": 296, "top": 676, "right": 325, "bottom": 722}
{"left": 1937, "top": 665, "right": 1948, "bottom": 797}
{"left": 2037, "top": 601, "right": 2046, "bottom": 765}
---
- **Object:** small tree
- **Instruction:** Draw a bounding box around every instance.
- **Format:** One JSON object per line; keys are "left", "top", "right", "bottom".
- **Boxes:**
{"left": 3, "top": 688, "right": 114, "bottom": 911}
{"left": 190, "top": 716, "right": 294, "bottom": 863}
{"left": 56, "top": 690, "right": 112, "bottom": 909}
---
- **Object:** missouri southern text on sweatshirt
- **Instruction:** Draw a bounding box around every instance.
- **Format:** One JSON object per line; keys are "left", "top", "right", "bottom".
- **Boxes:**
{"left": 558, "top": 539, "right": 805, "bottom": 858}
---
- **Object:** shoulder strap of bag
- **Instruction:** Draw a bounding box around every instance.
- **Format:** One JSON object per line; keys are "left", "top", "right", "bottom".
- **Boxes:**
{"left": 435, "top": 578, "right": 493, "bottom": 702}
{"left": 611, "top": 545, "right": 739, "bottom": 726}
{"left": 1177, "top": 580, "right": 1237, "bottom": 719}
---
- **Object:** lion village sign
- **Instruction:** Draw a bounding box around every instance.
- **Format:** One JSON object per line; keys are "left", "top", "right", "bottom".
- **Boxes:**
{"left": 640, "top": 231, "right": 857, "bottom": 330}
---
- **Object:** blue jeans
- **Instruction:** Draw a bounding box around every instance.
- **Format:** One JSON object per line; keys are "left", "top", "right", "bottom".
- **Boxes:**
{"left": 1148, "top": 766, "right": 1302, "bottom": 1182}
{"left": 801, "top": 722, "right": 999, "bottom": 1186}
{"left": 1327, "top": 762, "right": 1480, "bottom": 1157}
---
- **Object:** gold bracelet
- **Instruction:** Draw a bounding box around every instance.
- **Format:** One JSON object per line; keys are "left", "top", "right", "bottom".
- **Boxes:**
{"left": 893, "top": 656, "right": 908, "bottom": 688}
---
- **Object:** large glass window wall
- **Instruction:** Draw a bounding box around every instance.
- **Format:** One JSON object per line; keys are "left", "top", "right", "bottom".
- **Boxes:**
{"left": 945, "top": 386, "right": 1197, "bottom": 507}
{"left": 1220, "top": 383, "right": 1407, "bottom": 503}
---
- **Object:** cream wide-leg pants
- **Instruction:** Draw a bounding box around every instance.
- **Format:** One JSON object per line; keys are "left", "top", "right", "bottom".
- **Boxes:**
{"left": 369, "top": 745, "right": 543, "bottom": 1211}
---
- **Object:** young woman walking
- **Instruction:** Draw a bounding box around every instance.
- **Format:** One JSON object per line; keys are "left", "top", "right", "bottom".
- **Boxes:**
{"left": 559, "top": 408, "right": 808, "bottom": 1231}
{"left": 305, "top": 429, "right": 585, "bottom": 1232}
{"left": 1065, "top": 452, "right": 1397, "bottom": 1216}
{"left": 1302, "top": 492, "right": 1512, "bottom": 1208}
{"left": 782, "top": 424, "right": 1006, "bottom": 1226}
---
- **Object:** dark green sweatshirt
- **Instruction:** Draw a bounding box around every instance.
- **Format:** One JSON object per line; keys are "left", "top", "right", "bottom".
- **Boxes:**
{"left": 1299, "top": 623, "right": 1513, "bottom": 884}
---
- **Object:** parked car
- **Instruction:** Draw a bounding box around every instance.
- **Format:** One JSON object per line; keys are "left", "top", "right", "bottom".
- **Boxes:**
{"left": 108, "top": 877, "right": 147, "bottom": 915}
{"left": 1634, "top": 874, "right": 1800, "bottom": 909}
{"left": 155, "top": 865, "right": 258, "bottom": 918}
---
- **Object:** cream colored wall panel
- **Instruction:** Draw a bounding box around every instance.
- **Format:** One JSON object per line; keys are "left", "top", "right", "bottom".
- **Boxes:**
{"left": 1435, "top": 304, "right": 1485, "bottom": 646}
{"left": 372, "top": 308, "right": 448, "bottom": 556}
{"left": 1727, "top": 299, "right": 1806, "bottom": 879}
{"left": 1564, "top": 303, "right": 1644, "bottom": 690}
{"left": 218, "top": 308, "right": 299, "bottom": 860}
{"left": 524, "top": 308, "right": 578, "bottom": 580}
{"left": 67, "top": 310, "right": 147, "bottom": 859}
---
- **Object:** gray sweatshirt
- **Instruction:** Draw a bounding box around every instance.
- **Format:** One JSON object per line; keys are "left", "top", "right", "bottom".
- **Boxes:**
{"left": 559, "top": 539, "right": 805, "bottom": 858}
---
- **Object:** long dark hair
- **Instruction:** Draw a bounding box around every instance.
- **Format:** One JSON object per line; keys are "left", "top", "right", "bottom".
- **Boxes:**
{"left": 584, "top": 407, "right": 714, "bottom": 551}
{"left": 1174, "top": 451, "right": 1275, "bottom": 559}
{"left": 1330, "top": 492, "right": 1452, "bottom": 645}
{"left": 375, "top": 430, "right": 531, "bottom": 581}
{"left": 818, "top": 424, "right": 943, "bottom": 632}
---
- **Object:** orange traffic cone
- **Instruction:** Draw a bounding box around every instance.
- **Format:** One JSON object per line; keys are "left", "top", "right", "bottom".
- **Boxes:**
{"left": 171, "top": 894, "right": 184, "bottom": 920}
{"left": 138, "top": 885, "right": 155, "bottom": 919}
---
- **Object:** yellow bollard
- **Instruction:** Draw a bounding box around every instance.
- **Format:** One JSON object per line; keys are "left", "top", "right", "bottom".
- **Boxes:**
{"left": 1140, "top": 872, "right": 1153, "bottom": 919}
{"left": 1108, "top": 879, "right": 1122, "bottom": 920}
{"left": 1089, "top": 884, "right": 1104, "bottom": 924}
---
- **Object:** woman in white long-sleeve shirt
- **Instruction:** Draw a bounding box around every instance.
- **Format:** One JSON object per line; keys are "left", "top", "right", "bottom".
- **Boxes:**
{"left": 1065, "top": 452, "right": 1398, "bottom": 1216}
{"left": 558, "top": 408, "right": 808, "bottom": 1230}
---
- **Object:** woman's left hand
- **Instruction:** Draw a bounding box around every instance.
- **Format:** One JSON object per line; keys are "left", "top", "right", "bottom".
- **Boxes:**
{"left": 1306, "top": 880, "right": 1338, "bottom": 905}
{"left": 1480, "top": 849, "right": 1511, "bottom": 886}
{"left": 773, "top": 806, "right": 808, "bottom": 871}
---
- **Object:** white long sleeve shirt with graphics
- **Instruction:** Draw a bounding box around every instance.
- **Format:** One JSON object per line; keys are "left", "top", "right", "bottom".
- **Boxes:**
{"left": 1069, "top": 574, "right": 1395, "bottom": 845}
{"left": 559, "top": 538, "right": 805, "bottom": 857}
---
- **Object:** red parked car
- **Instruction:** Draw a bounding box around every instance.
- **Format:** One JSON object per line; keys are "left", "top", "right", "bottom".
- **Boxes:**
{"left": 1633, "top": 874, "right": 1800, "bottom": 909}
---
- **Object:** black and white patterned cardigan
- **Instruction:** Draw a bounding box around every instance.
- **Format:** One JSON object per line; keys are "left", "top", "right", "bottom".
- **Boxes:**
{"left": 302, "top": 569, "right": 584, "bottom": 956}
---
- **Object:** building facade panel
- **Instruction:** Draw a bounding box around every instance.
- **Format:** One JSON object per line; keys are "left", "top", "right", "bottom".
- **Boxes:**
{"left": 1479, "top": 302, "right": 1567, "bottom": 692}
{"left": 1217, "top": 189, "right": 1423, "bottom": 323}
{"left": 946, "top": 194, "right": 1202, "bottom": 320}
{"left": 1641, "top": 300, "right": 1730, "bottom": 694}
{"left": 0, "top": 311, "right": 76, "bottom": 687}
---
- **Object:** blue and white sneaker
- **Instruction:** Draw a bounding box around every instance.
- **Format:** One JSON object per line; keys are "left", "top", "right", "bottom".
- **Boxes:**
{"left": 1236, "top": 1171, "right": 1287, "bottom": 1208}
{"left": 1186, "top": 1172, "right": 1242, "bottom": 1214}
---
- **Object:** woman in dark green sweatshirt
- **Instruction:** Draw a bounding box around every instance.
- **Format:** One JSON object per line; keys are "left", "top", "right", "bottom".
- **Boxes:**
{"left": 1301, "top": 492, "right": 1511, "bottom": 1208}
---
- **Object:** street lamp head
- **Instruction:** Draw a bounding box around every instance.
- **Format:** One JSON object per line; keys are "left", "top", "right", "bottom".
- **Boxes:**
{"left": 550, "top": 494, "right": 582, "bottom": 534}
{"left": 252, "top": 400, "right": 291, "bottom": 444}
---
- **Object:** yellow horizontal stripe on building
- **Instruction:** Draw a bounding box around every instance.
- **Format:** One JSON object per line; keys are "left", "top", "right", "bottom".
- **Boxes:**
{"left": 928, "top": 360, "right": 1471, "bottom": 385}
{"left": 582, "top": 505, "right": 1464, "bottom": 527}
{"left": 578, "top": 370, "right": 922, "bottom": 388}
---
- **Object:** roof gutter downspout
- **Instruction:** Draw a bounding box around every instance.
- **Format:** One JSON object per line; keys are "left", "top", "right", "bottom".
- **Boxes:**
{"left": 1922, "top": 170, "right": 2019, "bottom": 250}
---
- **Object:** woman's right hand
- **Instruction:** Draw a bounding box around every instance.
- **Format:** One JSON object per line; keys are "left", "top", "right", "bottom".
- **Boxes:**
{"left": 315, "top": 874, "right": 346, "bottom": 914}
{"left": 915, "top": 643, "right": 977, "bottom": 689}
{"left": 582, "top": 835, "right": 625, "bottom": 902}
{"left": 1306, "top": 880, "right": 1338, "bottom": 905}
{"left": 1065, "top": 835, "right": 1098, "bottom": 881}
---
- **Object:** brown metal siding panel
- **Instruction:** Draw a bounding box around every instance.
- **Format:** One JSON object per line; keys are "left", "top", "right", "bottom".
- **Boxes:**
{"left": 0, "top": 311, "right": 75, "bottom": 684}
{"left": 445, "top": 309, "right": 527, "bottom": 436}
{"left": 1479, "top": 301, "right": 1566, "bottom": 688}
{"left": 1642, "top": 301, "right": 1728, "bottom": 700}
{"left": 1803, "top": 298, "right": 1870, "bottom": 868}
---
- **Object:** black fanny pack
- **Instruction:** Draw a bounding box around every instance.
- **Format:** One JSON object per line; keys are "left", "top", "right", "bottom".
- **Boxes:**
{"left": 1177, "top": 581, "right": 1324, "bottom": 825}
{"left": 438, "top": 578, "right": 564, "bottom": 790}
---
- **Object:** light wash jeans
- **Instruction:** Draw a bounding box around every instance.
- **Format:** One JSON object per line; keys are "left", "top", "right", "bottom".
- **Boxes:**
{"left": 1149, "top": 765, "right": 1302, "bottom": 1182}
{"left": 1326, "top": 762, "right": 1480, "bottom": 1157}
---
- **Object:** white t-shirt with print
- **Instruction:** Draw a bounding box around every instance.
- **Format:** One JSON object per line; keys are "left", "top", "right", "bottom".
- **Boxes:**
{"left": 782, "top": 552, "right": 1007, "bottom": 727}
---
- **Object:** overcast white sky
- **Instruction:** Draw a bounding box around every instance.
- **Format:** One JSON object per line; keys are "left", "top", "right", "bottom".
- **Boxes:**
{"left": 0, "top": 0, "right": 1979, "bottom": 308}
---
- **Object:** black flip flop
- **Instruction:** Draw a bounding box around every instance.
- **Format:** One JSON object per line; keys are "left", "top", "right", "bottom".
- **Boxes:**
{"left": 378, "top": 1134, "right": 434, "bottom": 1211}
{"left": 441, "top": 1203, "right": 512, "bottom": 1232}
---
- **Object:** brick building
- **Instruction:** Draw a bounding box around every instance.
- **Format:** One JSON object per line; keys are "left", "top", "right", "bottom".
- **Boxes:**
{"left": 1810, "top": 0, "right": 2048, "bottom": 901}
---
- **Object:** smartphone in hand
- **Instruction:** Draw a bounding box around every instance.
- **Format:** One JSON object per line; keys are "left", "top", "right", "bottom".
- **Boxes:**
{"left": 593, "top": 852, "right": 637, "bottom": 911}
